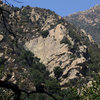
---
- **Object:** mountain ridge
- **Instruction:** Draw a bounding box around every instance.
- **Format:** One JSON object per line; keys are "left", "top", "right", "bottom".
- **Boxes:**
{"left": 64, "top": 5, "right": 100, "bottom": 44}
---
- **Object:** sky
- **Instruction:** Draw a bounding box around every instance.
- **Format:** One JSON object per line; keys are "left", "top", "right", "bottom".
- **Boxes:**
{"left": 5, "top": 0, "right": 100, "bottom": 16}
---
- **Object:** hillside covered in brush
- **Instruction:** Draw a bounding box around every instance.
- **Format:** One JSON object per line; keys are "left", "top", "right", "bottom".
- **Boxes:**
{"left": 0, "top": 3, "right": 100, "bottom": 100}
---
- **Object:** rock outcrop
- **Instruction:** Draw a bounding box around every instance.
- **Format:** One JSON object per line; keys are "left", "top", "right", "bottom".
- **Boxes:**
{"left": 25, "top": 22, "right": 89, "bottom": 85}
{"left": 0, "top": 34, "right": 3, "bottom": 42}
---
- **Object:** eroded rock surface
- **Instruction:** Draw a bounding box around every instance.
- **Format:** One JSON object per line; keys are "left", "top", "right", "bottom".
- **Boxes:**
{"left": 25, "top": 24, "right": 88, "bottom": 85}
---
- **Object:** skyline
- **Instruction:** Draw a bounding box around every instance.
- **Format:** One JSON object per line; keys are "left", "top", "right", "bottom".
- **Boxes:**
{"left": 5, "top": 0, "right": 100, "bottom": 16}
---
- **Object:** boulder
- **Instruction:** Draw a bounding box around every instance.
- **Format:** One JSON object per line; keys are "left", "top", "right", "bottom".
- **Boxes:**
{"left": 0, "top": 34, "right": 3, "bottom": 41}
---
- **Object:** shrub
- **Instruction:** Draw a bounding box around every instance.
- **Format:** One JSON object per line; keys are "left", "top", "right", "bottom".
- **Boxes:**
{"left": 30, "top": 69, "right": 44, "bottom": 86}
{"left": 17, "top": 50, "right": 35, "bottom": 67}
{"left": 54, "top": 66, "right": 63, "bottom": 80}
{"left": 81, "top": 75, "right": 100, "bottom": 100}
{"left": 60, "top": 36, "right": 71, "bottom": 45}
{"left": 45, "top": 77, "right": 61, "bottom": 93}
{"left": 0, "top": 58, "right": 4, "bottom": 77}
{"left": 41, "top": 30, "right": 49, "bottom": 38}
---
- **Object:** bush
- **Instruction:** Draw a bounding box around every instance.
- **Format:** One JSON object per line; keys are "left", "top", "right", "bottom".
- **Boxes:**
{"left": 81, "top": 75, "right": 100, "bottom": 100}
{"left": 17, "top": 50, "right": 35, "bottom": 67}
{"left": 30, "top": 69, "right": 44, "bottom": 86}
{"left": 54, "top": 66, "right": 63, "bottom": 80}
{"left": 41, "top": 30, "right": 49, "bottom": 38}
{"left": 45, "top": 77, "right": 61, "bottom": 93}
{"left": 68, "top": 28, "right": 80, "bottom": 43}
{"left": 60, "top": 36, "right": 71, "bottom": 45}
{"left": 0, "top": 58, "right": 5, "bottom": 77}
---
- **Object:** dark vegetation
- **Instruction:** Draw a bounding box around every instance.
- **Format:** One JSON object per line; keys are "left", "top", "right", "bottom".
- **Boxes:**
{"left": 41, "top": 30, "right": 49, "bottom": 38}
{"left": 60, "top": 36, "right": 71, "bottom": 45}
{"left": 54, "top": 66, "right": 63, "bottom": 80}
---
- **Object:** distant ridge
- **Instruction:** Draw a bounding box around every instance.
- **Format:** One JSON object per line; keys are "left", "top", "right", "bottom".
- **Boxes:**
{"left": 64, "top": 5, "right": 100, "bottom": 44}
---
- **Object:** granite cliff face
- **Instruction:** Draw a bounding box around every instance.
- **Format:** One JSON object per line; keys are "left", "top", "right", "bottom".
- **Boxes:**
{"left": 64, "top": 5, "right": 100, "bottom": 44}
{"left": 25, "top": 23, "right": 88, "bottom": 85}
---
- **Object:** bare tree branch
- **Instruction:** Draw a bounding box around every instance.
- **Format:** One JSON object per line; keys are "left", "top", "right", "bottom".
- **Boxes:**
{"left": 12, "top": 0, "right": 23, "bottom": 3}
{"left": 0, "top": 80, "right": 58, "bottom": 100}
{"left": 3, "top": 0, "right": 23, "bottom": 5}
{"left": 0, "top": 80, "right": 21, "bottom": 100}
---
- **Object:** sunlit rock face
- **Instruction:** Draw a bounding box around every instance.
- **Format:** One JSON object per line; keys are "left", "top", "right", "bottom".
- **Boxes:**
{"left": 25, "top": 22, "right": 88, "bottom": 85}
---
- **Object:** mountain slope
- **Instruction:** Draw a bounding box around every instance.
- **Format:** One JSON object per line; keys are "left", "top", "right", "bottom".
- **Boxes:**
{"left": 19, "top": 6, "right": 91, "bottom": 86}
{"left": 0, "top": 3, "right": 100, "bottom": 99}
{"left": 0, "top": 5, "right": 89, "bottom": 85}
{"left": 64, "top": 5, "right": 100, "bottom": 44}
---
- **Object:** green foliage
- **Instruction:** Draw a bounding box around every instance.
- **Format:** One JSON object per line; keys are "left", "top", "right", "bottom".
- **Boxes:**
{"left": 17, "top": 28, "right": 23, "bottom": 34}
{"left": 30, "top": 69, "right": 44, "bottom": 86}
{"left": 41, "top": 30, "right": 49, "bottom": 38}
{"left": 0, "top": 58, "right": 4, "bottom": 65}
{"left": 87, "top": 44, "right": 100, "bottom": 75}
{"left": 68, "top": 27, "right": 80, "bottom": 43}
{"left": 13, "top": 7, "right": 20, "bottom": 12}
{"left": 53, "top": 66, "right": 63, "bottom": 80}
{"left": 60, "top": 36, "right": 71, "bottom": 45}
{"left": 81, "top": 75, "right": 100, "bottom": 100}
{"left": 59, "top": 88, "right": 80, "bottom": 100}
{"left": 66, "top": 88, "right": 80, "bottom": 100}
{"left": 17, "top": 50, "right": 39, "bottom": 67}
{"left": 0, "top": 64, "right": 4, "bottom": 77}
{"left": 17, "top": 50, "right": 50, "bottom": 86}
{"left": 45, "top": 77, "right": 61, "bottom": 94}
{"left": 0, "top": 58, "right": 4, "bottom": 77}
{"left": 32, "top": 62, "right": 49, "bottom": 77}
{"left": 0, "top": 89, "right": 13, "bottom": 100}
{"left": 28, "top": 93, "right": 50, "bottom": 100}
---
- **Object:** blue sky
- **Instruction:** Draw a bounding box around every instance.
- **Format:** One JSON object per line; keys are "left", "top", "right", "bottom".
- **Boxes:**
{"left": 6, "top": 0, "right": 100, "bottom": 16}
